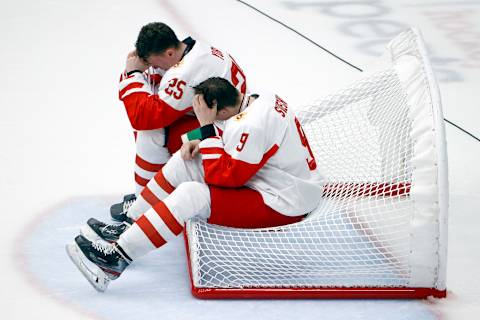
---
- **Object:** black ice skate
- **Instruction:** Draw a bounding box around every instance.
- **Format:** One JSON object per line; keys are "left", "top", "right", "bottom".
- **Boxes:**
{"left": 80, "top": 218, "right": 130, "bottom": 243}
{"left": 110, "top": 193, "right": 136, "bottom": 223}
{"left": 66, "top": 235, "right": 132, "bottom": 292}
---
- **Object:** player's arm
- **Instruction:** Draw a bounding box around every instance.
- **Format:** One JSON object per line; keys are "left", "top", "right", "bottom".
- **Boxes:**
{"left": 118, "top": 51, "right": 191, "bottom": 130}
{"left": 147, "top": 67, "right": 164, "bottom": 87}
{"left": 119, "top": 72, "right": 191, "bottom": 130}
{"left": 191, "top": 93, "right": 282, "bottom": 188}
{"left": 198, "top": 124, "right": 278, "bottom": 187}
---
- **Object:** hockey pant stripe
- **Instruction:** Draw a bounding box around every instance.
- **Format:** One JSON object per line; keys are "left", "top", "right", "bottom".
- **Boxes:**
{"left": 152, "top": 200, "right": 183, "bottom": 236}
{"left": 134, "top": 172, "right": 150, "bottom": 187}
{"left": 153, "top": 168, "right": 175, "bottom": 194}
{"left": 136, "top": 155, "right": 165, "bottom": 172}
{"left": 129, "top": 169, "right": 175, "bottom": 220}
{"left": 135, "top": 156, "right": 166, "bottom": 188}
{"left": 135, "top": 215, "right": 167, "bottom": 248}
{"left": 136, "top": 200, "right": 182, "bottom": 247}
{"left": 140, "top": 169, "right": 175, "bottom": 205}
{"left": 140, "top": 187, "right": 160, "bottom": 207}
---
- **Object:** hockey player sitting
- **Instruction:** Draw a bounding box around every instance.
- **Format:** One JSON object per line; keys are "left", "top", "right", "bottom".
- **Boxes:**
{"left": 112, "top": 22, "right": 248, "bottom": 222}
{"left": 66, "top": 77, "right": 323, "bottom": 292}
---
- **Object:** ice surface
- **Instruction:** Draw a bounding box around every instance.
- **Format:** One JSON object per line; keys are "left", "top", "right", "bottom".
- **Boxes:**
{"left": 22, "top": 196, "right": 438, "bottom": 320}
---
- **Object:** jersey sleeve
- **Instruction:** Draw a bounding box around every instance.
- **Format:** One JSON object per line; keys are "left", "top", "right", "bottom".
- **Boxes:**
{"left": 118, "top": 71, "right": 192, "bottom": 130}
{"left": 156, "top": 72, "right": 195, "bottom": 115}
{"left": 147, "top": 67, "right": 165, "bottom": 89}
{"left": 198, "top": 122, "right": 280, "bottom": 188}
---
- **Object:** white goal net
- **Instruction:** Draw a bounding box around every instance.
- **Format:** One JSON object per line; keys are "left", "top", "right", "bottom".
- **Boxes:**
{"left": 184, "top": 28, "right": 448, "bottom": 299}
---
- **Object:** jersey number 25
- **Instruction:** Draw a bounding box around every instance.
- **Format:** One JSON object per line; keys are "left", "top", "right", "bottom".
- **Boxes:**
{"left": 165, "top": 78, "right": 186, "bottom": 100}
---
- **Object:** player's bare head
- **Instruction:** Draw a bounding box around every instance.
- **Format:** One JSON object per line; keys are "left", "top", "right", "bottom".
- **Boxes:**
{"left": 193, "top": 77, "right": 241, "bottom": 113}
{"left": 136, "top": 22, "right": 181, "bottom": 68}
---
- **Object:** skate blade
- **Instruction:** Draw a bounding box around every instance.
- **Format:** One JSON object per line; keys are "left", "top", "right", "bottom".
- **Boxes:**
{"left": 65, "top": 243, "right": 110, "bottom": 292}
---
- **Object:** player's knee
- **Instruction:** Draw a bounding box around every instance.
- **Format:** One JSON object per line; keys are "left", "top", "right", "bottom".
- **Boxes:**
{"left": 166, "top": 181, "right": 211, "bottom": 221}
{"left": 169, "top": 150, "right": 184, "bottom": 164}
{"left": 136, "top": 129, "right": 166, "bottom": 147}
{"left": 136, "top": 129, "right": 170, "bottom": 164}
{"left": 175, "top": 182, "right": 210, "bottom": 208}
{"left": 163, "top": 151, "right": 185, "bottom": 178}
{"left": 163, "top": 151, "right": 205, "bottom": 187}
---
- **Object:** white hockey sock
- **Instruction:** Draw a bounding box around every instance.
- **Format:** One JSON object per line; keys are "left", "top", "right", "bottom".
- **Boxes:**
{"left": 129, "top": 168, "right": 175, "bottom": 221}
{"left": 117, "top": 223, "right": 156, "bottom": 260}
{"left": 118, "top": 182, "right": 211, "bottom": 260}
{"left": 126, "top": 196, "right": 150, "bottom": 221}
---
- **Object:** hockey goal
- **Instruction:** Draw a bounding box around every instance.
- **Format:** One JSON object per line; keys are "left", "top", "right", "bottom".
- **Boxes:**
{"left": 184, "top": 28, "right": 448, "bottom": 299}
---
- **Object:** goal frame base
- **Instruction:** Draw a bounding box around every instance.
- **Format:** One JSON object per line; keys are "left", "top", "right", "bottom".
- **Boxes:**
{"left": 183, "top": 230, "right": 447, "bottom": 300}
{"left": 190, "top": 286, "right": 447, "bottom": 300}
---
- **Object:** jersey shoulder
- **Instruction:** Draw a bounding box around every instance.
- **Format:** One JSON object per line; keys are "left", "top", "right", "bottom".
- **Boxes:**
{"left": 226, "top": 91, "right": 288, "bottom": 136}
{"left": 249, "top": 91, "right": 291, "bottom": 121}
{"left": 163, "top": 41, "right": 228, "bottom": 82}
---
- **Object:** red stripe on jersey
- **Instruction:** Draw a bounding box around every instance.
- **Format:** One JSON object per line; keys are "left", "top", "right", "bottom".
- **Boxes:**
{"left": 258, "top": 145, "right": 279, "bottom": 167}
{"left": 119, "top": 82, "right": 144, "bottom": 99}
{"left": 153, "top": 201, "right": 184, "bottom": 235}
{"left": 135, "top": 155, "right": 165, "bottom": 173}
{"left": 134, "top": 172, "right": 149, "bottom": 187}
{"left": 199, "top": 147, "right": 225, "bottom": 155}
{"left": 136, "top": 215, "right": 166, "bottom": 248}
{"left": 153, "top": 169, "right": 175, "bottom": 194}
{"left": 121, "top": 92, "right": 192, "bottom": 130}
{"left": 140, "top": 187, "right": 160, "bottom": 207}
{"left": 202, "top": 144, "right": 279, "bottom": 187}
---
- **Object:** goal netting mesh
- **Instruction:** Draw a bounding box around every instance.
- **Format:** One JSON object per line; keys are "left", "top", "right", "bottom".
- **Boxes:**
{"left": 184, "top": 28, "right": 448, "bottom": 298}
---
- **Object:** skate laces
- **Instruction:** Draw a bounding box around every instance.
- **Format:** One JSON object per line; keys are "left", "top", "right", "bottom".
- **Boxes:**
{"left": 91, "top": 240, "right": 116, "bottom": 256}
{"left": 100, "top": 223, "right": 125, "bottom": 235}
{"left": 123, "top": 198, "right": 135, "bottom": 213}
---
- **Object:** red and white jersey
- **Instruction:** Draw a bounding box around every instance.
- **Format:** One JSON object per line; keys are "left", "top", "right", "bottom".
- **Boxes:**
{"left": 118, "top": 39, "right": 247, "bottom": 131}
{"left": 198, "top": 92, "right": 324, "bottom": 216}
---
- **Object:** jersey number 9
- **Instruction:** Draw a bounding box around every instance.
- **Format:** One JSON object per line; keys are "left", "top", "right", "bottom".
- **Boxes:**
{"left": 295, "top": 117, "right": 317, "bottom": 171}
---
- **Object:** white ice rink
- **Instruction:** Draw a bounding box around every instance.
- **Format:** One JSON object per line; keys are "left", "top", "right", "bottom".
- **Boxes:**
{"left": 1, "top": 0, "right": 480, "bottom": 319}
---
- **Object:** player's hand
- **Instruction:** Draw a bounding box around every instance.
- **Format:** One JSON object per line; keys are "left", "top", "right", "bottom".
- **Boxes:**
{"left": 193, "top": 94, "right": 217, "bottom": 126}
{"left": 127, "top": 50, "right": 137, "bottom": 59}
{"left": 180, "top": 140, "right": 201, "bottom": 161}
{"left": 125, "top": 50, "right": 149, "bottom": 73}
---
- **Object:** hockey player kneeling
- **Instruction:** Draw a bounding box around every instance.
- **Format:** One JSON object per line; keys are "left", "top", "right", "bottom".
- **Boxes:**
{"left": 66, "top": 77, "right": 324, "bottom": 292}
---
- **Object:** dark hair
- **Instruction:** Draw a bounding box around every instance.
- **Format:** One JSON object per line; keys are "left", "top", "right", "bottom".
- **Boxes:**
{"left": 135, "top": 22, "right": 180, "bottom": 60}
{"left": 193, "top": 77, "right": 240, "bottom": 111}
